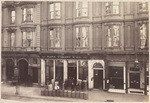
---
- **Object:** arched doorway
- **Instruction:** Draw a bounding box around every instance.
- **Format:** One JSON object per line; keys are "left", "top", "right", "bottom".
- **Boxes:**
{"left": 6, "top": 59, "right": 14, "bottom": 81}
{"left": 18, "top": 59, "right": 28, "bottom": 84}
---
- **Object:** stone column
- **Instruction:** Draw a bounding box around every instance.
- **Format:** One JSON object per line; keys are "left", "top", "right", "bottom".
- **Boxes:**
{"left": 63, "top": 60, "right": 68, "bottom": 82}
{"left": 41, "top": 59, "right": 45, "bottom": 86}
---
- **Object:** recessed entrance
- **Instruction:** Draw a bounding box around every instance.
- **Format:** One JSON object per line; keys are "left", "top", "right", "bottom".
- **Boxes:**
{"left": 94, "top": 70, "right": 103, "bottom": 89}
{"left": 6, "top": 59, "right": 14, "bottom": 81}
{"left": 18, "top": 59, "right": 28, "bottom": 84}
{"left": 55, "top": 60, "right": 64, "bottom": 82}
{"left": 32, "top": 67, "right": 38, "bottom": 83}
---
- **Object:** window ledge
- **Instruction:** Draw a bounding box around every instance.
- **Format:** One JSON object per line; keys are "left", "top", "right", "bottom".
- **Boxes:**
{"left": 104, "top": 14, "right": 121, "bottom": 17}
{"left": 75, "top": 16, "right": 89, "bottom": 19}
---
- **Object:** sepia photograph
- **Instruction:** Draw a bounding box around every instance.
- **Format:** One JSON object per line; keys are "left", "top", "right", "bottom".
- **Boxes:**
{"left": 1, "top": 0, "right": 149, "bottom": 102}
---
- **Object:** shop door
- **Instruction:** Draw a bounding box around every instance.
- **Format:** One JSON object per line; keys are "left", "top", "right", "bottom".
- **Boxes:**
{"left": 32, "top": 68, "right": 38, "bottom": 83}
{"left": 68, "top": 67, "right": 77, "bottom": 83}
{"left": 94, "top": 70, "right": 103, "bottom": 89}
{"left": 130, "top": 73, "right": 140, "bottom": 89}
{"left": 55, "top": 67, "right": 63, "bottom": 82}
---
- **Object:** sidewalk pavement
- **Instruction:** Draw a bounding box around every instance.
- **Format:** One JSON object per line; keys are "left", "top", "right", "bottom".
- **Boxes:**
{"left": 1, "top": 83, "right": 149, "bottom": 102}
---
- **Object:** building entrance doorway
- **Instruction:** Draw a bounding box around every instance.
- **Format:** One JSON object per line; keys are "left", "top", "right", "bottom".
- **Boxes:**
{"left": 32, "top": 68, "right": 38, "bottom": 83}
{"left": 6, "top": 59, "right": 14, "bottom": 81}
{"left": 18, "top": 59, "right": 28, "bottom": 84}
{"left": 94, "top": 70, "right": 103, "bottom": 89}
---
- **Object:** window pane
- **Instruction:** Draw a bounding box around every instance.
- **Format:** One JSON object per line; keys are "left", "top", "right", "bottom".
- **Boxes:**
{"left": 55, "top": 10, "right": 60, "bottom": 18}
{"left": 50, "top": 30, "right": 54, "bottom": 47}
{"left": 50, "top": 4, "right": 54, "bottom": 12}
{"left": 82, "top": 2, "right": 88, "bottom": 8}
{"left": 11, "top": 33, "right": 15, "bottom": 47}
{"left": 107, "top": 27, "right": 112, "bottom": 47}
{"left": 113, "top": 2, "right": 119, "bottom": 14}
{"left": 50, "top": 12, "right": 54, "bottom": 19}
{"left": 27, "top": 32, "right": 32, "bottom": 39}
{"left": 76, "top": 28, "right": 80, "bottom": 47}
{"left": 11, "top": 17, "right": 15, "bottom": 23}
{"left": 55, "top": 3, "right": 60, "bottom": 10}
{"left": 82, "top": 27, "right": 88, "bottom": 47}
{"left": 55, "top": 28, "right": 61, "bottom": 47}
{"left": 23, "top": 9, "right": 26, "bottom": 21}
{"left": 11, "top": 11, "right": 15, "bottom": 17}
{"left": 140, "top": 24, "right": 147, "bottom": 49}
{"left": 113, "top": 25, "right": 119, "bottom": 46}
{"left": 82, "top": 8, "right": 88, "bottom": 16}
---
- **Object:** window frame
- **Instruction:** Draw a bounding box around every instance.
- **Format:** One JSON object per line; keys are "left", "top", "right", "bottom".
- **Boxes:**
{"left": 49, "top": 2, "right": 61, "bottom": 19}
{"left": 10, "top": 32, "right": 16, "bottom": 48}
{"left": 49, "top": 27, "right": 62, "bottom": 48}
{"left": 76, "top": 2, "right": 88, "bottom": 18}
{"left": 105, "top": 25, "right": 120, "bottom": 48}
{"left": 10, "top": 10, "right": 16, "bottom": 24}
{"left": 22, "top": 31, "right": 34, "bottom": 47}
{"left": 22, "top": 7, "right": 33, "bottom": 22}
{"left": 75, "top": 26, "right": 89, "bottom": 48}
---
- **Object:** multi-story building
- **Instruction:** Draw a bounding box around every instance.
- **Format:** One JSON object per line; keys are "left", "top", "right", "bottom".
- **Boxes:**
{"left": 1, "top": 1, "right": 149, "bottom": 95}
{"left": 2, "top": 1, "right": 41, "bottom": 84}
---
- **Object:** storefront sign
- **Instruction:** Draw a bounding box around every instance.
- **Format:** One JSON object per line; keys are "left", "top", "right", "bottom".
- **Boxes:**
{"left": 42, "top": 55, "right": 90, "bottom": 59}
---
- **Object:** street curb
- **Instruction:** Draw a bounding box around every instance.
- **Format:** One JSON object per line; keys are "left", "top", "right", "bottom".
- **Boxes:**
{"left": 2, "top": 94, "right": 86, "bottom": 102}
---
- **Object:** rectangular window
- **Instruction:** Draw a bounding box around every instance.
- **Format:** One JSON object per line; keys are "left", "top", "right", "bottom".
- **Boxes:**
{"left": 105, "top": 2, "right": 111, "bottom": 15}
{"left": 76, "top": 2, "right": 88, "bottom": 17}
{"left": 23, "top": 8, "right": 33, "bottom": 22}
{"left": 75, "top": 27, "right": 89, "bottom": 47}
{"left": 49, "top": 28, "right": 61, "bottom": 48}
{"left": 140, "top": 24, "right": 147, "bottom": 49}
{"left": 11, "top": 10, "right": 15, "bottom": 24}
{"left": 10, "top": 33, "right": 15, "bottom": 47}
{"left": 113, "top": 2, "right": 119, "bottom": 14}
{"left": 79, "top": 60, "right": 88, "bottom": 80}
{"left": 109, "top": 66, "right": 124, "bottom": 89}
{"left": 106, "top": 25, "right": 120, "bottom": 47}
{"left": 22, "top": 31, "right": 33, "bottom": 47}
{"left": 49, "top": 3, "right": 61, "bottom": 19}
{"left": 139, "top": 2, "right": 147, "bottom": 12}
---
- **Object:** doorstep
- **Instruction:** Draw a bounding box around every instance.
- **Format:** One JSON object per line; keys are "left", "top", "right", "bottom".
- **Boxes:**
{"left": 128, "top": 88, "right": 144, "bottom": 95}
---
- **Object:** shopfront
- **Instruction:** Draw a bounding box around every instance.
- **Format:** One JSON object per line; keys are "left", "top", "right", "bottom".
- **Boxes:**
{"left": 108, "top": 62, "right": 126, "bottom": 93}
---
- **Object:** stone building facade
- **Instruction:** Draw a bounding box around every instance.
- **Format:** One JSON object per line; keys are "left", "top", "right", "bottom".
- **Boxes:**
{"left": 1, "top": 1, "right": 149, "bottom": 95}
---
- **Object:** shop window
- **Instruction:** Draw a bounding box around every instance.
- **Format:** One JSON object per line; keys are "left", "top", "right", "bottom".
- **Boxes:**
{"left": 139, "top": 2, "right": 147, "bottom": 12}
{"left": 45, "top": 60, "right": 53, "bottom": 84}
{"left": 22, "top": 8, "right": 33, "bottom": 22}
{"left": 75, "top": 27, "right": 89, "bottom": 47}
{"left": 22, "top": 31, "right": 34, "bottom": 47}
{"left": 130, "top": 73, "right": 140, "bottom": 89}
{"left": 10, "top": 32, "right": 15, "bottom": 47}
{"left": 10, "top": 10, "right": 15, "bottom": 24}
{"left": 49, "top": 3, "right": 61, "bottom": 19}
{"left": 106, "top": 25, "right": 120, "bottom": 47}
{"left": 109, "top": 66, "right": 124, "bottom": 89}
{"left": 76, "top": 2, "right": 88, "bottom": 17}
{"left": 140, "top": 24, "right": 147, "bottom": 49}
{"left": 79, "top": 60, "right": 88, "bottom": 80}
{"left": 49, "top": 28, "right": 61, "bottom": 48}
